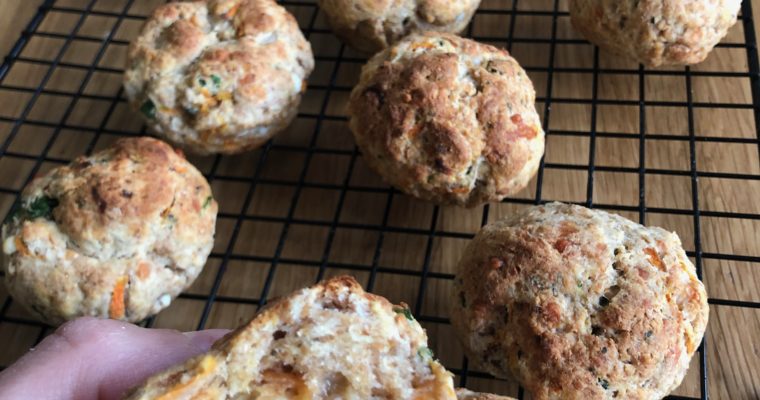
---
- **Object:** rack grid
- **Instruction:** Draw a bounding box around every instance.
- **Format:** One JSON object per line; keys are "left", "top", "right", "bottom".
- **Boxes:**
{"left": 1, "top": 0, "right": 759, "bottom": 398}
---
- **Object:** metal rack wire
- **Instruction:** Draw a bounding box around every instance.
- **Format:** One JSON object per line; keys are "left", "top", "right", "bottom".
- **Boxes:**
{"left": 1, "top": 0, "right": 759, "bottom": 398}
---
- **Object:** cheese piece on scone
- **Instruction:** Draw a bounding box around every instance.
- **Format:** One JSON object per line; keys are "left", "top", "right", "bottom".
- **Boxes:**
{"left": 125, "top": 276, "right": 457, "bottom": 399}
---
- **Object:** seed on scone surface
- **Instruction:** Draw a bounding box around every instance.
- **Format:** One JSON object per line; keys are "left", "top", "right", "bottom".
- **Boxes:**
{"left": 349, "top": 32, "right": 545, "bottom": 207}
{"left": 124, "top": 0, "right": 315, "bottom": 154}
{"left": 569, "top": 0, "right": 742, "bottom": 66}
{"left": 318, "top": 0, "right": 481, "bottom": 53}
{"left": 1, "top": 137, "right": 217, "bottom": 325}
{"left": 450, "top": 202, "right": 709, "bottom": 400}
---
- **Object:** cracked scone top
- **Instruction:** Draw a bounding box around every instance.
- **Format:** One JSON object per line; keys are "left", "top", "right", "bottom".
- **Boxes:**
{"left": 1, "top": 137, "right": 217, "bottom": 325}
{"left": 318, "top": 0, "right": 481, "bottom": 53}
{"left": 125, "top": 276, "right": 459, "bottom": 399}
{"left": 451, "top": 203, "right": 709, "bottom": 400}
{"left": 349, "top": 32, "right": 545, "bottom": 207}
{"left": 569, "top": 0, "right": 742, "bottom": 66}
{"left": 124, "top": 0, "right": 314, "bottom": 154}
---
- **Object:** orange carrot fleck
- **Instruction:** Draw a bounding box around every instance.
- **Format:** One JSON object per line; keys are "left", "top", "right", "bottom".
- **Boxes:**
{"left": 109, "top": 276, "right": 128, "bottom": 319}
{"left": 510, "top": 114, "right": 538, "bottom": 139}
{"left": 644, "top": 248, "right": 666, "bottom": 271}
{"left": 137, "top": 262, "right": 150, "bottom": 280}
{"left": 225, "top": 3, "right": 240, "bottom": 19}
{"left": 410, "top": 42, "right": 436, "bottom": 50}
{"left": 14, "top": 236, "right": 29, "bottom": 256}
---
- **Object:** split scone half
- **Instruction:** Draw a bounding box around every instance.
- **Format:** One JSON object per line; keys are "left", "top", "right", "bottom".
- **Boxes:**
{"left": 126, "top": 276, "right": 459, "bottom": 399}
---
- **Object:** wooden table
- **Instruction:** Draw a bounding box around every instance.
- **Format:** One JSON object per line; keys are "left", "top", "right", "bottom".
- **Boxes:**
{"left": 0, "top": 1, "right": 758, "bottom": 398}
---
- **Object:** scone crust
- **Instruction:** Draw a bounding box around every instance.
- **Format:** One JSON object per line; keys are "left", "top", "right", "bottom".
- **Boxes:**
{"left": 569, "top": 0, "right": 741, "bottom": 66}
{"left": 124, "top": 0, "right": 315, "bottom": 154}
{"left": 318, "top": 0, "right": 481, "bottom": 53}
{"left": 451, "top": 203, "right": 709, "bottom": 400}
{"left": 126, "top": 276, "right": 458, "bottom": 399}
{"left": 456, "top": 388, "right": 517, "bottom": 400}
{"left": 349, "top": 32, "right": 545, "bottom": 207}
{"left": 1, "top": 137, "right": 217, "bottom": 325}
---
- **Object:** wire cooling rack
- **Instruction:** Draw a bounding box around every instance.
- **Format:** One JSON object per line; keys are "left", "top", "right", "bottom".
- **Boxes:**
{"left": 1, "top": 0, "right": 760, "bottom": 398}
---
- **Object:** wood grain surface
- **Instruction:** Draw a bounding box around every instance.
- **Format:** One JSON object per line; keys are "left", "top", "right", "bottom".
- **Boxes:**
{"left": 0, "top": 0, "right": 758, "bottom": 399}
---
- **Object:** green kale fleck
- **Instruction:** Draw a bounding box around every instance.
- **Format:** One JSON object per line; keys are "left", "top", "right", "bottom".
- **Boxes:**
{"left": 417, "top": 346, "right": 434, "bottom": 359}
{"left": 598, "top": 378, "right": 609, "bottom": 390}
{"left": 202, "top": 195, "right": 213, "bottom": 210}
{"left": 140, "top": 99, "right": 156, "bottom": 119}
{"left": 211, "top": 74, "right": 222, "bottom": 88}
{"left": 393, "top": 306, "right": 414, "bottom": 321}
{"left": 199, "top": 78, "right": 207, "bottom": 87}
{"left": 26, "top": 196, "right": 59, "bottom": 220}
{"left": 8, "top": 196, "right": 60, "bottom": 223}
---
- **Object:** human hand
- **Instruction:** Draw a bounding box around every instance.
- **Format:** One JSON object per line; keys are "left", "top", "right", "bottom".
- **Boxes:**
{"left": 0, "top": 317, "right": 229, "bottom": 400}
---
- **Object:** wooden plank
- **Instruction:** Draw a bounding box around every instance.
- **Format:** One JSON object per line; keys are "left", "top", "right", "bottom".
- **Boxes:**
{"left": 0, "top": 1, "right": 45, "bottom": 58}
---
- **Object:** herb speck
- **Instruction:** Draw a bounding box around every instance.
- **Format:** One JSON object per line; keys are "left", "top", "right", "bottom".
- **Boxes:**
{"left": 417, "top": 346, "right": 434, "bottom": 359}
{"left": 140, "top": 99, "right": 156, "bottom": 119}
{"left": 393, "top": 306, "right": 414, "bottom": 321}
{"left": 25, "top": 196, "right": 59, "bottom": 220}
{"left": 202, "top": 196, "right": 213, "bottom": 210}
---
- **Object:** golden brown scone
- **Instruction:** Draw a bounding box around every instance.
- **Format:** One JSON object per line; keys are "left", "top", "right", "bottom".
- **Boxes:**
{"left": 569, "top": 0, "right": 741, "bottom": 67}
{"left": 348, "top": 32, "right": 545, "bottom": 207}
{"left": 1, "top": 137, "right": 217, "bottom": 325}
{"left": 125, "top": 276, "right": 458, "bottom": 399}
{"left": 456, "top": 388, "right": 517, "bottom": 400}
{"left": 451, "top": 203, "right": 709, "bottom": 400}
{"left": 124, "top": 0, "right": 314, "bottom": 154}
{"left": 318, "top": 0, "right": 481, "bottom": 53}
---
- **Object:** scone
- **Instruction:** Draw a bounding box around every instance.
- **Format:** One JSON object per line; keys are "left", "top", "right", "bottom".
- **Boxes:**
{"left": 318, "top": 0, "right": 481, "bottom": 53}
{"left": 456, "top": 388, "right": 516, "bottom": 400}
{"left": 124, "top": 0, "right": 315, "bottom": 154}
{"left": 1, "top": 137, "right": 217, "bottom": 325}
{"left": 125, "top": 276, "right": 458, "bottom": 399}
{"left": 348, "top": 32, "right": 545, "bottom": 207}
{"left": 569, "top": 0, "right": 742, "bottom": 66}
{"left": 451, "top": 203, "right": 709, "bottom": 399}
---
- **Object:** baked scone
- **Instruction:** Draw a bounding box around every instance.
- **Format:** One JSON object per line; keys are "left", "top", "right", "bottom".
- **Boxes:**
{"left": 318, "top": 0, "right": 481, "bottom": 53}
{"left": 456, "top": 388, "right": 516, "bottom": 400}
{"left": 125, "top": 276, "right": 459, "bottom": 399}
{"left": 348, "top": 32, "right": 545, "bottom": 207}
{"left": 124, "top": 0, "right": 315, "bottom": 154}
{"left": 451, "top": 203, "right": 709, "bottom": 400}
{"left": 1, "top": 137, "right": 217, "bottom": 325}
{"left": 569, "top": 0, "right": 742, "bottom": 67}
